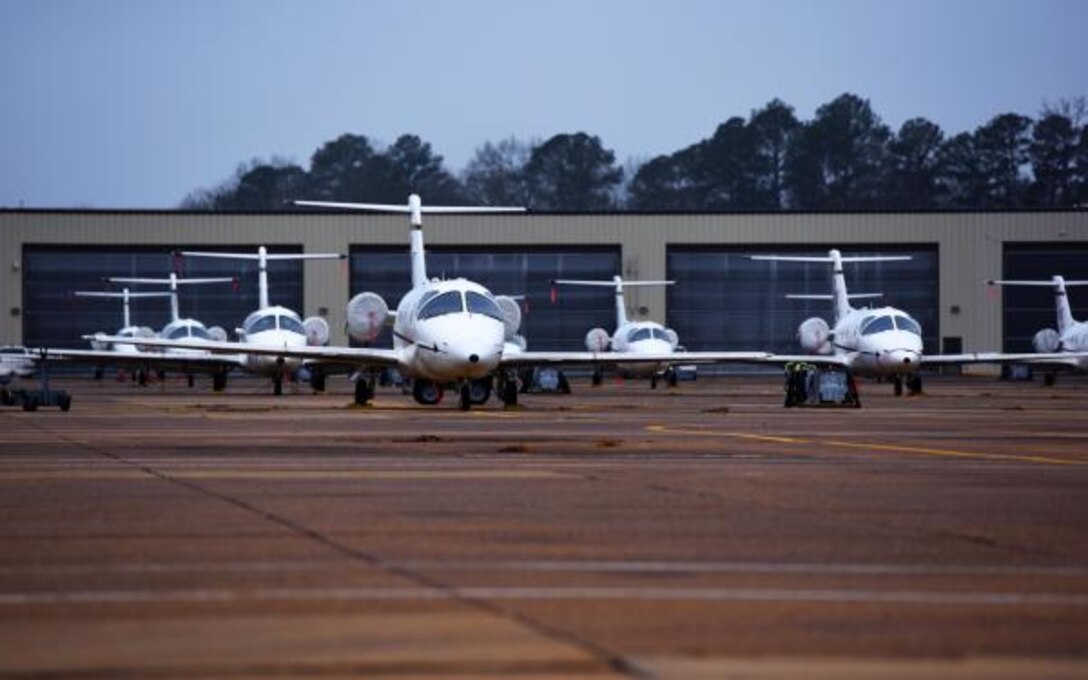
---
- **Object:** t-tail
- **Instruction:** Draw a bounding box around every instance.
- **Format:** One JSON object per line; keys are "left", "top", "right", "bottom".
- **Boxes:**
{"left": 73, "top": 288, "right": 173, "bottom": 329}
{"left": 106, "top": 273, "right": 234, "bottom": 323}
{"left": 552, "top": 276, "right": 674, "bottom": 329}
{"left": 987, "top": 275, "right": 1088, "bottom": 334}
{"left": 177, "top": 247, "right": 344, "bottom": 310}
{"left": 292, "top": 194, "right": 526, "bottom": 290}
{"left": 750, "top": 249, "right": 910, "bottom": 325}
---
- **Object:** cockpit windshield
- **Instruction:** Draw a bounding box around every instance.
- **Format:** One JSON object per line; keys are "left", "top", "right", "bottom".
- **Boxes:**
{"left": 279, "top": 315, "right": 305, "bottom": 335}
{"left": 651, "top": 328, "right": 670, "bottom": 341}
{"left": 246, "top": 315, "right": 277, "bottom": 335}
{"left": 167, "top": 326, "right": 212, "bottom": 340}
{"left": 418, "top": 291, "right": 464, "bottom": 320}
{"left": 465, "top": 291, "right": 504, "bottom": 322}
{"left": 627, "top": 328, "right": 653, "bottom": 343}
{"left": 861, "top": 315, "right": 895, "bottom": 335}
{"left": 894, "top": 315, "right": 922, "bottom": 335}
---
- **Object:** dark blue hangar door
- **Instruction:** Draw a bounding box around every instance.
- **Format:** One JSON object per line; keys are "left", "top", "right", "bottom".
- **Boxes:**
{"left": 1001, "top": 243, "right": 1088, "bottom": 352}
{"left": 21, "top": 245, "right": 305, "bottom": 349}
{"left": 666, "top": 244, "right": 940, "bottom": 355}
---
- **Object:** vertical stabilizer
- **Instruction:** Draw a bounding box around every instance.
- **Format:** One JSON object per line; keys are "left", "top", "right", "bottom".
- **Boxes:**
{"left": 409, "top": 194, "right": 428, "bottom": 289}
{"left": 613, "top": 275, "right": 629, "bottom": 327}
{"left": 828, "top": 249, "right": 852, "bottom": 325}
{"left": 988, "top": 275, "right": 1088, "bottom": 334}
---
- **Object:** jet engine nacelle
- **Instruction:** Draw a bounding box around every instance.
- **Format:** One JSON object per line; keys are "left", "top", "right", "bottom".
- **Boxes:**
{"left": 1032, "top": 327, "right": 1061, "bottom": 353}
{"left": 798, "top": 317, "right": 833, "bottom": 355}
{"left": 585, "top": 327, "right": 611, "bottom": 353}
{"left": 346, "top": 292, "right": 389, "bottom": 343}
{"left": 134, "top": 326, "right": 158, "bottom": 353}
{"left": 303, "top": 316, "right": 330, "bottom": 346}
{"left": 494, "top": 295, "right": 522, "bottom": 340}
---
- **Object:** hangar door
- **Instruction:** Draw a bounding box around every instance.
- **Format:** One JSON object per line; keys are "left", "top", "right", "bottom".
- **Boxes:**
{"left": 22, "top": 245, "right": 304, "bottom": 349}
{"left": 350, "top": 246, "right": 620, "bottom": 351}
{"left": 1001, "top": 243, "right": 1088, "bottom": 352}
{"left": 667, "top": 245, "right": 939, "bottom": 355}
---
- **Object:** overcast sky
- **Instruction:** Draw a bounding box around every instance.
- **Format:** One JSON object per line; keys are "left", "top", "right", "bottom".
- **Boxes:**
{"left": 1, "top": 0, "right": 1084, "bottom": 208}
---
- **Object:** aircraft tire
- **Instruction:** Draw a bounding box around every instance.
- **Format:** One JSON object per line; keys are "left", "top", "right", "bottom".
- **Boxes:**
{"left": 591, "top": 370, "right": 603, "bottom": 387}
{"left": 273, "top": 378, "right": 283, "bottom": 396}
{"left": 412, "top": 380, "right": 443, "bottom": 405}
{"left": 459, "top": 383, "right": 472, "bottom": 411}
{"left": 187, "top": 374, "right": 195, "bottom": 389}
{"left": 1044, "top": 373, "right": 1056, "bottom": 387}
{"left": 22, "top": 395, "right": 37, "bottom": 412}
{"left": 908, "top": 375, "right": 923, "bottom": 395}
{"left": 893, "top": 376, "right": 903, "bottom": 396}
{"left": 469, "top": 377, "right": 492, "bottom": 405}
{"left": 212, "top": 372, "right": 227, "bottom": 392}
{"left": 311, "top": 372, "right": 327, "bottom": 393}
{"left": 59, "top": 394, "right": 72, "bottom": 412}
{"left": 502, "top": 379, "right": 518, "bottom": 408}
{"left": 354, "top": 378, "right": 374, "bottom": 405}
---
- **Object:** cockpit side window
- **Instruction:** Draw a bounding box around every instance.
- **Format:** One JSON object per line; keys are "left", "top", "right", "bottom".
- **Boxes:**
{"left": 189, "top": 326, "right": 211, "bottom": 339}
{"left": 465, "top": 291, "right": 504, "bottom": 322}
{"left": 245, "top": 315, "right": 278, "bottom": 335}
{"left": 167, "top": 326, "right": 190, "bottom": 340}
{"left": 651, "top": 328, "right": 669, "bottom": 341}
{"left": 418, "top": 291, "right": 464, "bottom": 320}
{"left": 627, "top": 328, "right": 652, "bottom": 343}
{"left": 413, "top": 290, "right": 439, "bottom": 318}
{"left": 861, "top": 315, "right": 895, "bottom": 335}
{"left": 279, "top": 315, "right": 305, "bottom": 335}
{"left": 894, "top": 315, "right": 922, "bottom": 335}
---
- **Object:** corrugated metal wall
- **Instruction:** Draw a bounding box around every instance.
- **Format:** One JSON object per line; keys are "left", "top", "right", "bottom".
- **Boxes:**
{"left": 3, "top": 210, "right": 1087, "bottom": 358}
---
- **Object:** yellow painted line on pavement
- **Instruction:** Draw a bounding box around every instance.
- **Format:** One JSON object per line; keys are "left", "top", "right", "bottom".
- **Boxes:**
{"left": 645, "top": 425, "right": 810, "bottom": 445}
{"left": 822, "top": 440, "right": 1086, "bottom": 467}
{"left": 646, "top": 426, "right": 1085, "bottom": 467}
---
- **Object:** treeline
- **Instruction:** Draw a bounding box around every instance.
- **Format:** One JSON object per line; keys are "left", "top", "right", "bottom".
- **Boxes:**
{"left": 182, "top": 93, "right": 1088, "bottom": 212}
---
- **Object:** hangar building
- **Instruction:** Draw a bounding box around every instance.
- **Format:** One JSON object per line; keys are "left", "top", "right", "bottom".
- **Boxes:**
{"left": 2, "top": 209, "right": 1087, "bottom": 365}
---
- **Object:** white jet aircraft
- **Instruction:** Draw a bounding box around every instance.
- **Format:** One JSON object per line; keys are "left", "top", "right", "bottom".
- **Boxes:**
{"left": 0, "top": 346, "right": 37, "bottom": 386}
{"left": 88, "top": 247, "right": 344, "bottom": 394}
{"left": 987, "top": 275, "right": 1088, "bottom": 384}
{"left": 100, "top": 195, "right": 773, "bottom": 410}
{"left": 53, "top": 279, "right": 237, "bottom": 387}
{"left": 552, "top": 276, "right": 684, "bottom": 388}
{"left": 74, "top": 287, "right": 170, "bottom": 357}
{"left": 750, "top": 249, "right": 1086, "bottom": 398}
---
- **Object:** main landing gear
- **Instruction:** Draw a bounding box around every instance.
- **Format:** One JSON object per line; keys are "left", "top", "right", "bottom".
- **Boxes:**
{"left": 354, "top": 375, "right": 376, "bottom": 405}
{"left": 892, "top": 375, "right": 923, "bottom": 396}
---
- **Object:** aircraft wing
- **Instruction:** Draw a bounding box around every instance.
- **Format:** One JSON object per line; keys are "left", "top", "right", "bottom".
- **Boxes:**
{"left": 500, "top": 350, "right": 776, "bottom": 367}
{"left": 85, "top": 335, "right": 402, "bottom": 368}
{"left": 43, "top": 347, "right": 244, "bottom": 373}
{"left": 919, "top": 351, "right": 1088, "bottom": 366}
{"left": 748, "top": 354, "right": 852, "bottom": 368}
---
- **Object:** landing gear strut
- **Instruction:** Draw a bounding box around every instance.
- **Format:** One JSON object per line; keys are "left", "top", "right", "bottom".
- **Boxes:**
{"left": 354, "top": 376, "right": 375, "bottom": 405}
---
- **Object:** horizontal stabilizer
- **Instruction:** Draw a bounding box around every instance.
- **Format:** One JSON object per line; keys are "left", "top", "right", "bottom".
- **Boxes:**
{"left": 293, "top": 200, "right": 526, "bottom": 214}
{"left": 987, "top": 279, "right": 1088, "bottom": 287}
{"left": 750, "top": 254, "right": 911, "bottom": 264}
{"left": 74, "top": 291, "right": 172, "bottom": 299}
{"left": 179, "top": 251, "right": 344, "bottom": 261}
{"left": 553, "top": 279, "right": 674, "bottom": 287}
{"left": 785, "top": 293, "right": 882, "bottom": 300}
{"left": 108, "top": 277, "right": 235, "bottom": 286}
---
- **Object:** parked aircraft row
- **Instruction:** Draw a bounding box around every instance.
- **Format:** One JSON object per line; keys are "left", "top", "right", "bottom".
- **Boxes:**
{"left": 67, "top": 193, "right": 1087, "bottom": 410}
